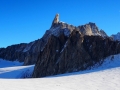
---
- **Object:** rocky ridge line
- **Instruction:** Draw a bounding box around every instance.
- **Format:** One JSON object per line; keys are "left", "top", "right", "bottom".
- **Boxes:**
{"left": 0, "top": 14, "right": 109, "bottom": 65}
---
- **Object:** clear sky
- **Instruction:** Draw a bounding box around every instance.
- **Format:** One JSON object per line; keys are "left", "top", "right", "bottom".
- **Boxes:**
{"left": 0, "top": 0, "right": 120, "bottom": 47}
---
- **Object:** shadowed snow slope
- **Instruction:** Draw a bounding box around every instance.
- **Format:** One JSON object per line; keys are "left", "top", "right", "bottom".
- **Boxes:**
{"left": 0, "top": 54, "right": 120, "bottom": 90}
{"left": 0, "top": 59, "right": 34, "bottom": 78}
{"left": 0, "top": 59, "right": 23, "bottom": 68}
{"left": 0, "top": 65, "right": 34, "bottom": 78}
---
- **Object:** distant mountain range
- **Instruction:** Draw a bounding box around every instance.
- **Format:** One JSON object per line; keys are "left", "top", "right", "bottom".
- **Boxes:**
{"left": 0, "top": 14, "right": 120, "bottom": 78}
{"left": 111, "top": 32, "right": 120, "bottom": 41}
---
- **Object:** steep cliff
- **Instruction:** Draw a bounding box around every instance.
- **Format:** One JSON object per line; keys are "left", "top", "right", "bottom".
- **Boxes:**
{"left": 32, "top": 29, "right": 120, "bottom": 78}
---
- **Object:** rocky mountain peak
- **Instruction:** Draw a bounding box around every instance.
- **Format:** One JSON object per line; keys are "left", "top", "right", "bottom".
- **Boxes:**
{"left": 77, "top": 22, "right": 107, "bottom": 37}
{"left": 111, "top": 32, "right": 120, "bottom": 41}
{"left": 0, "top": 14, "right": 120, "bottom": 78}
{"left": 88, "top": 22, "right": 96, "bottom": 26}
{"left": 0, "top": 14, "right": 110, "bottom": 66}
{"left": 51, "top": 13, "right": 59, "bottom": 28}
{"left": 49, "top": 14, "right": 108, "bottom": 39}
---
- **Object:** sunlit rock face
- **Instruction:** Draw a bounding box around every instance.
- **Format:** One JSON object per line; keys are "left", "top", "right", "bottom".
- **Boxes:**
{"left": 52, "top": 14, "right": 59, "bottom": 25}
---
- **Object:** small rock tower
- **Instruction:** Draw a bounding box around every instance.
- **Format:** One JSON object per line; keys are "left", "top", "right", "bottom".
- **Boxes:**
{"left": 51, "top": 14, "right": 59, "bottom": 27}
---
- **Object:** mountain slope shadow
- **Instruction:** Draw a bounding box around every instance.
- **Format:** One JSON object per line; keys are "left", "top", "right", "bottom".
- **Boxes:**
{"left": 0, "top": 65, "right": 34, "bottom": 79}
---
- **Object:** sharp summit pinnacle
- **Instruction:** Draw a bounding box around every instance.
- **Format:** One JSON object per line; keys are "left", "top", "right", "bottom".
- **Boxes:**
{"left": 51, "top": 14, "right": 59, "bottom": 27}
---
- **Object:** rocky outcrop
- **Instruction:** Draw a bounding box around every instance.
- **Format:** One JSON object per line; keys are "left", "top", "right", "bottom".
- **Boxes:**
{"left": 0, "top": 43, "right": 27, "bottom": 62}
{"left": 0, "top": 41, "right": 38, "bottom": 64}
{"left": 78, "top": 22, "right": 108, "bottom": 37}
{"left": 0, "top": 14, "right": 110, "bottom": 66}
{"left": 83, "top": 36, "right": 120, "bottom": 61}
{"left": 51, "top": 14, "right": 59, "bottom": 27}
{"left": 32, "top": 29, "right": 120, "bottom": 78}
{"left": 0, "top": 36, "right": 50, "bottom": 65}
{"left": 99, "top": 29, "right": 108, "bottom": 37}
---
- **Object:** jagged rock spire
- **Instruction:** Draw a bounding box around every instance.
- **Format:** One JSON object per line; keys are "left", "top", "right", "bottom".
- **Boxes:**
{"left": 51, "top": 14, "right": 59, "bottom": 27}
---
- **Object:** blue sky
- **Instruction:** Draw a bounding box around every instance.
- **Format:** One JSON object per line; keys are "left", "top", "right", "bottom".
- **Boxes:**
{"left": 0, "top": 0, "right": 120, "bottom": 47}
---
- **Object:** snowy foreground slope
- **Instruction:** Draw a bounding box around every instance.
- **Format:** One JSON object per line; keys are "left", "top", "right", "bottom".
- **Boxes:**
{"left": 0, "top": 54, "right": 120, "bottom": 90}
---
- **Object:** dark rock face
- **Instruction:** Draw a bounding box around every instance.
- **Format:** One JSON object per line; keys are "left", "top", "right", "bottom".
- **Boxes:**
{"left": 32, "top": 29, "right": 120, "bottom": 78}
{"left": 0, "top": 43, "right": 27, "bottom": 62}
{"left": 0, "top": 38, "right": 47, "bottom": 65}
{"left": 83, "top": 36, "right": 120, "bottom": 60}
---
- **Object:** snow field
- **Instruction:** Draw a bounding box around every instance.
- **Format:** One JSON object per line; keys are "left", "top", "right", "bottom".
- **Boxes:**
{"left": 0, "top": 54, "right": 120, "bottom": 90}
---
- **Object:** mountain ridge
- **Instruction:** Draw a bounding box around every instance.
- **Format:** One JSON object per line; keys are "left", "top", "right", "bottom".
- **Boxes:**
{"left": 111, "top": 32, "right": 120, "bottom": 41}
{"left": 0, "top": 14, "right": 109, "bottom": 65}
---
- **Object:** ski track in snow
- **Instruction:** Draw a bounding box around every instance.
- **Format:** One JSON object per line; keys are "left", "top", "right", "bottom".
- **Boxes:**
{"left": 0, "top": 54, "right": 120, "bottom": 90}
